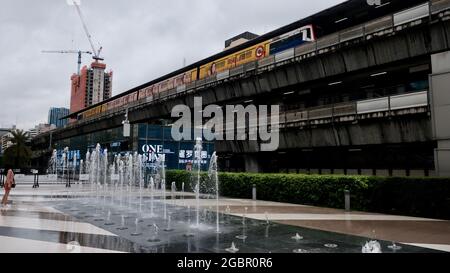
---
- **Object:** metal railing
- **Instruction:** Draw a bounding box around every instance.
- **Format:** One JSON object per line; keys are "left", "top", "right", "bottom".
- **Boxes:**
{"left": 208, "top": 91, "right": 429, "bottom": 136}
{"left": 283, "top": 91, "right": 428, "bottom": 124}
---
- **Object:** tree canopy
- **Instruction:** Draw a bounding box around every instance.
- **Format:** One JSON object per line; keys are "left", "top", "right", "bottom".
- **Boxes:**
{"left": 3, "top": 129, "right": 32, "bottom": 169}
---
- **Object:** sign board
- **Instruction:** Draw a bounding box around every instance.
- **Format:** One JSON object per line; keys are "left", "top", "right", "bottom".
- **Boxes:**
{"left": 123, "top": 122, "right": 131, "bottom": 137}
{"left": 139, "top": 141, "right": 214, "bottom": 171}
{"left": 79, "top": 174, "right": 90, "bottom": 181}
{"left": 111, "top": 174, "right": 120, "bottom": 181}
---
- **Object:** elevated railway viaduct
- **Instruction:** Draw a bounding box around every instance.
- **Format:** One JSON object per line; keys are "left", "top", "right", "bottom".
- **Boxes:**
{"left": 33, "top": 0, "right": 450, "bottom": 175}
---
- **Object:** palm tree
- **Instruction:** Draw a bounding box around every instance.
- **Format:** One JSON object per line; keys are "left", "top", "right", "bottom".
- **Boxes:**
{"left": 3, "top": 129, "right": 32, "bottom": 169}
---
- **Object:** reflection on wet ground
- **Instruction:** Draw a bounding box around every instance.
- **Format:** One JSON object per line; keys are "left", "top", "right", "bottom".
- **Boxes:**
{"left": 1, "top": 210, "right": 75, "bottom": 222}
{"left": 1, "top": 186, "right": 449, "bottom": 253}
{"left": 51, "top": 199, "right": 442, "bottom": 253}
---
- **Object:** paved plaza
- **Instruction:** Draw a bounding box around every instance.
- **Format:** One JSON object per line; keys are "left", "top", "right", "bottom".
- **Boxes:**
{"left": 1, "top": 184, "right": 449, "bottom": 253}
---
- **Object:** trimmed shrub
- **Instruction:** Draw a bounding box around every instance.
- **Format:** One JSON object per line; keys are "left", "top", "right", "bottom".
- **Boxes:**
{"left": 367, "top": 177, "right": 450, "bottom": 220}
{"left": 166, "top": 170, "right": 450, "bottom": 220}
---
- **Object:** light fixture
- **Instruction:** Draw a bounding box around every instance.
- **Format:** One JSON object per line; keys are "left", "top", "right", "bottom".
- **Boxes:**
{"left": 335, "top": 17, "right": 348, "bottom": 23}
{"left": 375, "top": 2, "right": 391, "bottom": 9}
{"left": 328, "top": 81, "right": 343, "bottom": 86}
{"left": 244, "top": 100, "right": 253, "bottom": 103}
{"left": 371, "top": 72, "right": 387, "bottom": 77}
{"left": 284, "top": 91, "right": 295, "bottom": 95}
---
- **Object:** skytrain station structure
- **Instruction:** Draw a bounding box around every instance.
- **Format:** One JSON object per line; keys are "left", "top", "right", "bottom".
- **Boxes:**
{"left": 3, "top": 0, "right": 450, "bottom": 257}
{"left": 32, "top": 0, "right": 450, "bottom": 177}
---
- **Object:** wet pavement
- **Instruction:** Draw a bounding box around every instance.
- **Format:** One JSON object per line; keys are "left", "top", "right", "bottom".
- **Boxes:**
{"left": 1, "top": 185, "right": 449, "bottom": 253}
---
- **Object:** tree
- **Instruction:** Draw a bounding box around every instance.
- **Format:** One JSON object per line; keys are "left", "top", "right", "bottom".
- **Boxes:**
{"left": 3, "top": 129, "right": 32, "bottom": 169}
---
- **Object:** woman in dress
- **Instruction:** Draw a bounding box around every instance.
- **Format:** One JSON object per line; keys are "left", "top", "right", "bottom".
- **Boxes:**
{"left": 1, "top": 169, "right": 14, "bottom": 207}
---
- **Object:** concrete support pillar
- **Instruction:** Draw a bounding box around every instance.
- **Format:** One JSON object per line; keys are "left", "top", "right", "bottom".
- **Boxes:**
{"left": 244, "top": 155, "right": 261, "bottom": 173}
{"left": 430, "top": 51, "right": 450, "bottom": 177}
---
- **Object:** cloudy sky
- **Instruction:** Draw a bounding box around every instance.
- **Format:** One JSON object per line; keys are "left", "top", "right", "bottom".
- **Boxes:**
{"left": 0, "top": 0, "right": 345, "bottom": 130}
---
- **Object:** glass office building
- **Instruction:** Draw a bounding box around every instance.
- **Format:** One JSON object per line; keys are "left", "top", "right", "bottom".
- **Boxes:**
{"left": 48, "top": 107, "right": 70, "bottom": 128}
{"left": 54, "top": 124, "right": 215, "bottom": 172}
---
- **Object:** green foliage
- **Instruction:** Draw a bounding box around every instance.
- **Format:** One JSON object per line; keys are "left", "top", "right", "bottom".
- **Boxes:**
{"left": 3, "top": 129, "right": 32, "bottom": 169}
{"left": 166, "top": 170, "right": 450, "bottom": 220}
{"left": 366, "top": 177, "right": 450, "bottom": 220}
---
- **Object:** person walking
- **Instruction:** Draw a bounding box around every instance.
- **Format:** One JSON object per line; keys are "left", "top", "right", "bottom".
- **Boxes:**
{"left": 1, "top": 169, "right": 15, "bottom": 207}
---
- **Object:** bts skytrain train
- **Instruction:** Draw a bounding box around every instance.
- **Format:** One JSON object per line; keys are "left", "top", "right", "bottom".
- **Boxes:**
{"left": 78, "top": 25, "right": 316, "bottom": 120}
{"left": 76, "top": 0, "right": 439, "bottom": 121}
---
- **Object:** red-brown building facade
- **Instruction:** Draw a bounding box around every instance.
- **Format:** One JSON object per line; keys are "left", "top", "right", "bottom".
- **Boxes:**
{"left": 70, "top": 61, "right": 113, "bottom": 117}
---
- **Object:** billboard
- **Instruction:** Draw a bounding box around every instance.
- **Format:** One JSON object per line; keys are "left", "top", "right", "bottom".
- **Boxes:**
{"left": 139, "top": 140, "right": 214, "bottom": 172}
{"left": 55, "top": 149, "right": 81, "bottom": 168}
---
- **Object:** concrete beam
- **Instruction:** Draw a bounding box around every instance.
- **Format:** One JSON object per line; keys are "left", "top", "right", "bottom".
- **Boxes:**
{"left": 430, "top": 51, "right": 450, "bottom": 177}
{"left": 44, "top": 21, "right": 450, "bottom": 144}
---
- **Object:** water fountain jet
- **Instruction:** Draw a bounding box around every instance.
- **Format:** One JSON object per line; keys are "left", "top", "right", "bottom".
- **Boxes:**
{"left": 225, "top": 242, "right": 239, "bottom": 253}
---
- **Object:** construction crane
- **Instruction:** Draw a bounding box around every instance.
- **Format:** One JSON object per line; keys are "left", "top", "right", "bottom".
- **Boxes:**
{"left": 72, "top": 0, "right": 104, "bottom": 61}
{"left": 41, "top": 50, "right": 92, "bottom": 75}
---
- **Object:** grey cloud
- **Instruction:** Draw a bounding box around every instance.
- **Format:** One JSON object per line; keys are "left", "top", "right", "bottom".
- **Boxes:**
{"left": 0, "top": 0, "right": 344, "bottom": 130}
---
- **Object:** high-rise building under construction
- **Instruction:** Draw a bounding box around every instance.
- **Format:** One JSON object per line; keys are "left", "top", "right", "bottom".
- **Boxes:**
{"left": 70, "top": 61, "right": 113, "bottom": 115}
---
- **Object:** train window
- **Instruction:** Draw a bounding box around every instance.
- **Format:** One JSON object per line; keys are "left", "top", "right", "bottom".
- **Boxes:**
{"left": 270, "top": 34, "right": 300, "bottom": 55}
{"left": 176, "top": 75, "right": 184, "bottom": 85}
{"left": 305, "top": 28, "right": 312, "bottom": 41}
{"left": 217, "top": 61, "right": 226, "bottom": 69}
{"left": 237, "top": 53, "right": 246, "bottom": 62}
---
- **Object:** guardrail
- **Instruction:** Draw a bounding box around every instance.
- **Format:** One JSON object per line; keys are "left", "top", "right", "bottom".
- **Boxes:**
{"left": 211, "top": 91, "right": 429, "bottom": 136}
{"left": 73, "top": 90, "right": 429, "bottom": 136}
{"left": 281, "top": 91, "right": 428, "bottom": 125}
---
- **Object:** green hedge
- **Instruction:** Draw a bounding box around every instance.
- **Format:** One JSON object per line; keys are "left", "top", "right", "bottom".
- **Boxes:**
{"left": 166, "top": 170, "right": 450, "bottom": 220}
